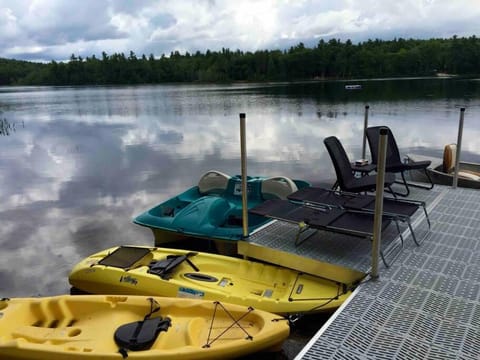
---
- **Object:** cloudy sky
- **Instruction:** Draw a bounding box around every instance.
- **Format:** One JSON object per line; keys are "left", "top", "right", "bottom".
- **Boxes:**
{"left": 1, "top": 0, "right": 480, "bottom": 62}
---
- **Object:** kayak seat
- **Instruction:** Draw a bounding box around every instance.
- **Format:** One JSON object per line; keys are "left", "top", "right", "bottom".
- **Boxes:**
{"left": 115, "top": 316, "right": 171, "bottom": 353}
{"left": 149, "top": 252, "right": 199, "bottom": 279}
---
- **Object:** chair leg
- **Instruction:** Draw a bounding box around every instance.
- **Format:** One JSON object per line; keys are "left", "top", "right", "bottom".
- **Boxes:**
{"left": 294, "top": 225, "right": 317, "bottom": 246}
{"left": 380, "top": 239, "right": 403, "bottom": 268}
{"left": 386, "top": 185, "right": 398, "bottom": 199}
{"left": 379, "top": 250, "right": 389, "bottom": 268}
{"left": 378, "top": 226, "right": 404, "bottom": 268}
{"left": 385, "top": 183, "right": 404, "bottom": 198}
{"left": 422, "top": 168, "right": 435, "bottom": 190}
{"left": 375, "top": 218, "right": 404, "bottom": 268}
{"left": 399, "top": 169, "right": 435, "bottom": 191}
{"left": 406, "top": 219, "right": 421, "bottom": 246}
{"left": 392, "top": 172, "right": 410, "bottom": 197}
{"left": 421, "top": 204, "right": 431, "bottom": 229}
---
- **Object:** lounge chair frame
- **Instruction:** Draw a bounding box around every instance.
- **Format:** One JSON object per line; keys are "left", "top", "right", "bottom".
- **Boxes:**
{"left": 288, "top": 187, "right": 431, "bottom": 246}
{"left": 250, "top": 199, "right": 403, "bottom": 268}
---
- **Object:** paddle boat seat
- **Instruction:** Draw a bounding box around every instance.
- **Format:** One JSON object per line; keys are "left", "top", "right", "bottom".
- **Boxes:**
{"left": 261, "top": 176, "right": 299, "bottom": 200}
{"left": 198, "top": 170, "right": 231, "bottom": 195}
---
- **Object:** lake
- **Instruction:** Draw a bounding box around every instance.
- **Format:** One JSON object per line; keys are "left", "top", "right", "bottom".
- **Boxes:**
{"left": 1, "top": 78, "right": 480, "bottom": 299}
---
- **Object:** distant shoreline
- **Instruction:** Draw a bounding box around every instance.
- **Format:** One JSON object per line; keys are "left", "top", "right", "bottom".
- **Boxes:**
{"left": 1, "top": 36, "right": 479, "bottom": 86}
{"left": 0, "top": 75, "right": 473, "bottom": 89}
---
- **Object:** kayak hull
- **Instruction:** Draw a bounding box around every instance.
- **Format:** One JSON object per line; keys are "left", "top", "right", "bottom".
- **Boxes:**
{"left": 69, "top": 246, "right": 352, "bottom": 315}
{"left": 0, "top": 295, "right": 289, "bottom": 360}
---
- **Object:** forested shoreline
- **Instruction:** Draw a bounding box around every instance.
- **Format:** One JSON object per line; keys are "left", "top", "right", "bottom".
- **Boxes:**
{"left": 0, "top": 36, "right": 479, "bottom": 86}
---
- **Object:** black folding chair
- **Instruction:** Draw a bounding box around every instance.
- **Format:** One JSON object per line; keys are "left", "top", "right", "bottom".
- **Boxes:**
{"left": 250, "top": 199, "right": 403, "bottom": 267}
{"left": 366, "top": 126, "right": 434, "bottom": 197}
{"left": 288, "top": 187, "right": 431, "bottom": 246}
{"left": 323, "top": 136, "right": 396, "bottom": 194}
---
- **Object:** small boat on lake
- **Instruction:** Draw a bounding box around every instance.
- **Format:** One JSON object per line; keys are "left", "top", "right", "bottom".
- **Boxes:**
{"left": 133, "top": 170, "right": 310, "bottom": 244}
{"left": 0, "top": 294, "right": 289, "bottom": 359}
{"left": 407, "top": 144, "right": 480, "bottom": 189}
{"left": 345, "top": 84, "right": 362, "bottom": 90}
{"left": 69, "top": 245, "right": 352, "bottom": 315}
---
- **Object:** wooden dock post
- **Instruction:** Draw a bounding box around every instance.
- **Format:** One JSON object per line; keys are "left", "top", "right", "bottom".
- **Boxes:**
{"left": 239, "top": 113, "right": 249, "bottom": 239}
{"left": 452, "top": 107, "right": 465, "bottom": 189}
{"left": 362, "top": 105, "right": 369, "bottom": 160}
{"left": 371, "top": 127, "right": 388, "bottom": 279}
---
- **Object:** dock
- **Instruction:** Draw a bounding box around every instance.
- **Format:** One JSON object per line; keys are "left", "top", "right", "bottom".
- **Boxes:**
{"left": 238, "top": 184, "right": 479, "bottom": 359}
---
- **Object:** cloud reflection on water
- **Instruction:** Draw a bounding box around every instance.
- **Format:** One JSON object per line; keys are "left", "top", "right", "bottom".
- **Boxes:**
{"left": 0, "top": 80, "right": 480, "bottom": 297}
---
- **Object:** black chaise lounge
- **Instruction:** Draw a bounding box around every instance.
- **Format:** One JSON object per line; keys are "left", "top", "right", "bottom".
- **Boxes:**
{"left": 249, "top": 199, "right": 403, "bottom": 267}
{"left": 366, "top": 126, "right": 434, "bottom": 197}
{"left": 323, "top": 136, "right": 396, "bottom": 194}
{"left": 287, "top": 187, "right": 430, "bottom": 246}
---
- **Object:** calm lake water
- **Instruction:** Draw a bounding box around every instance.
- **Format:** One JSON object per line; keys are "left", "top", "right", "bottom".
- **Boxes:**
{"left": 1, "top": 78, "right": 480, "bottom": 298}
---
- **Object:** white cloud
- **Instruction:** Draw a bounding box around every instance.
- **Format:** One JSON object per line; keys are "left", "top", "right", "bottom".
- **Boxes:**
{"left": 0, "top": 7, "right": 18, "bottom": 39}
{"left": 0, "top": 0, "right": 479, "bottom": 61}
{"left": 22, "top": 0, "right": 124, "bottom": 43}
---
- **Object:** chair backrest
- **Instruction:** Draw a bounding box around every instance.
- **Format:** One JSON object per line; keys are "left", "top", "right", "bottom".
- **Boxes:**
{"left": 261, "top": 176, "right": 298, "bottom": 200}
{"left": 366, "top": 126, "right": 402, "bottom": 165}
{"left": 323, "top": 136, "right": 355, "bottom": 190}
{"left": 198, "top": 170, "right": 231, "bottom": 194}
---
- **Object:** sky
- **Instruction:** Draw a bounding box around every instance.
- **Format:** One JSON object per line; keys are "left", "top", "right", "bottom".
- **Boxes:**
{"left": 1, "top": 0, "right": 480, "bottom": 63}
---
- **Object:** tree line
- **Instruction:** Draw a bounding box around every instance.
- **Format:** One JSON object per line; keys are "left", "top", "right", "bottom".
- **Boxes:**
{"left": 0, "top": 36, "right": 479, "bottom": 86}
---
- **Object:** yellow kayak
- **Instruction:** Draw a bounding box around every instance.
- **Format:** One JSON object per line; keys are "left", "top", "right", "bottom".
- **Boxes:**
{"left": 0, "top": 295, "right": 289, "bottom": 360}
{"left": 69, "top": 246, "right": 352, "bottom": 315}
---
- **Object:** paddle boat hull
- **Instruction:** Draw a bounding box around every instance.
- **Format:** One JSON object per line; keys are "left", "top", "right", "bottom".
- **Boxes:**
{"left": 0, "top": 295, "right": 289, "bottom": 359}
{"left": 133, "top": 170, "right": 310, "bottom": 244}
{"left": 69, "top": 246, "right": 352, "bottom": 315}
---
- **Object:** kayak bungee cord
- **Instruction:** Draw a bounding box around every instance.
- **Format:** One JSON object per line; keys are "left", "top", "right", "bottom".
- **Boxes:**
{"left": 203, "top": 301, "right": 255, "bottom": 348}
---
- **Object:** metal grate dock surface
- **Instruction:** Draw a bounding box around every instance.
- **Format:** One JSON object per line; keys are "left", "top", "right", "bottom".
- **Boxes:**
{"left": 291, "top": 185, "right": 480, "bottom": 360}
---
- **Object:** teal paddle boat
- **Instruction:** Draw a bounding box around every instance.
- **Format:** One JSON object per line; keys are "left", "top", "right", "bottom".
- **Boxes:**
{"left": 134, "top": 170, "right": 310, "bottom": 244}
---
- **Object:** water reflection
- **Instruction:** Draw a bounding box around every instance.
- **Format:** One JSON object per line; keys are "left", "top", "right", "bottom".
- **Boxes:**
{"left": 0, "top": 118, "right": 24, "bottom": 136}
{"left": 0, "top": 79, "right": 480, "bottom": 297}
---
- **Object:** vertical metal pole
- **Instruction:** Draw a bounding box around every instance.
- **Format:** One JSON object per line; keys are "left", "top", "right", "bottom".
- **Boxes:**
{"left": 240, "top": 113, "right": 249, "bottom": 238}
{"left": 371, "top": 127, "right": 388, "bottom": 279}
{"left": 452, "top": 107, "right": 465, "bottom": 189}
{"left": 362, "top": 105, "right": 369, "bottom": 160}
